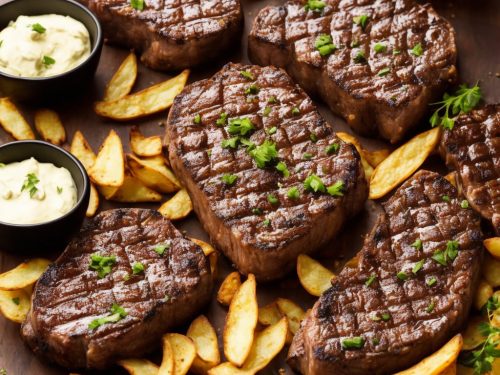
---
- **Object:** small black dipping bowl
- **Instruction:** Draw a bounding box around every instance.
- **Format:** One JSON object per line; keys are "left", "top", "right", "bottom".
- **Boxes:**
{"left": 0, "top": 0, "right": 103, "bottom": 103}
{"left": 0, "top": 141, "right": 90, "bottom": 254}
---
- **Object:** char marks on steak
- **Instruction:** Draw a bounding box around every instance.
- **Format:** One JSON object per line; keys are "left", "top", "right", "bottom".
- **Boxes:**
{"left": 81, "top": 0, "right": 242, "bottom": 71}
{"left": 167, "top": 63, "right": 367, "bottom": 281}
{"left": 249, "top": 0, "right": 457, "bottom": 143}
{"left": 21, "top": 209, "right": 212, "bottom": 369}
{"left": 440, "top": 104, "right": 500, "bottom": 234}
{"left": 288, "top": 170, "right": 483, "bottom": 374}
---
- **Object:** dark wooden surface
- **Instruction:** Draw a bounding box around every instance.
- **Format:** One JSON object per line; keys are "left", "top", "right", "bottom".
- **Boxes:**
{"left": 0, "top": 0, "right": 499, "bottom": 374}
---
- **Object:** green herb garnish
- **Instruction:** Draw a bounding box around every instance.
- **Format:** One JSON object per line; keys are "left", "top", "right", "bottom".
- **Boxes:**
{"left": 304, "top": 174, "right": 326, "bottom": 193}
{"left": 365, "top": 273, "right": 377, "bottom": 287}
{"left": 221, "top": 174, "right": 238, "bottom": 185}
{"left": 378, "top": 67, "right": 390, "bottom": 77}
{"left": 268, "top": 96, "right": 278, "bottom": 104}
{"left": 381, "top": 313, "right": 391, "bottom": 321}
{"left": 442, "top": 195, "right": 450, "bottom": 202}
{"left": 240, "top": 70, "right": 254, "bottom": 80}
{"left": 245, "top": 84, "right": 260, "bottom": 95}
{"left": 412, "top": 259, "right": 425, "bottom": 274}
{"left": 426, "top": 277, "right": 437, "bottom": 287}
{"left": 12, "top": 297, "right": 20, "bottom": 305}
{"left": 461, "top": 200, "right": 470, "bottom": 209}
{"left": 32, "top": 23, "right": 46, "bottom": 33}
{"left": 432, "top": 240, "right": 459, "bottom": 266}
{"left": 154, "top": 242, "right": 170, "bottom": 256}
{"left": 287, "top": 187, "right": 300, "bottom": 200}
{"left": 21, "top": 173, "right": 39, "bottom": 198}
{"left": 42, "top": 55, "right": 55, "bottom": 66}
{"left": 292, "top": 107, "right": 301, "bottom": 116}
{"left": 228, "top": 117, "right": 255, "bottom": 136}
{"left": 252, "top": 208, "right": 262, "bottom": 215}
{"left": 222, "top": 136, "right": 240, "bottom": 149}
{"left": 57, "top": 186, "right": 63, "bottom": 194}
{"left": 314, "top": 34, "right": 337, "bottom": 56}
{"left": 267, "top": 194, "right": 279, "bottom": 205}
{"left": 132, "top": 262, "right": 145, "bottom": 275}
{"left": 410, "top": 43, "right": 423, "bottom": 57}
{"left": 216, "top": 112, "right": 228, "bottom": 126}
{"left": 89, "top": 253, "right": 117, "bottom": 278}
{"left": 411, "top": 238, "right": 423, "bottom": 250}
{"left": 354, "top": 50, "right": 366, "bottom": 63}
{"left": 374, "top": 43, "right": 386, "bottom": 53}
{"left": 325, "top": 143, "right": 340, "bottom": 154}
{"left": 193, "top": 114, "right": 201, "bottom": 124}
{"left": 304, "top": 0, "right": 326, "bottom": 12}
{"left": 267, "top": 126, "right": 277, "bottom": 135}
{"left": 249, "top": 140, "right": 278, "bottom": 168}
{"left": 426, "top": 300, "right": 435, "bottom": 313}
{"left": 263, "top": 106, "right": 272, "bottom": 117}
{"left": 327, "top": 180, "right": 344, "bottom": 197}
{"left": 309, "top": 132, "right": 318, "bottom": 142}
{"left": 89, "top": 303, "right": 127, "bottom": 330}
{"left": 303, "top": 152, "right": 313, "bottom": 160}
{"left": 276, "top": 161, "right": 290, "bottom": 177}
{"left": 262, "top": 218, "right": 271, "bottom": 227}
{"left": 130, "top": 0, "right": 145, "bottom": 11}
{"left": 342, "top": 336, "right": 365, "bottom": 349}
{"left": 353, "top": 15, "right": 369, "bottom": 30}
{"left": 397, "top": 271, "right": 408, "bottom": 281}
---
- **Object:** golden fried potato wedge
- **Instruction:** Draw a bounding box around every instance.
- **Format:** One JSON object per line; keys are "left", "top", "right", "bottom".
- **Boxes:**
{"left": 364, "top": 148, "right": 390, "bottom": 168}
{"left": 127, "top": 154, "right": 180, "bottom": 193}
{"left": 94, "top": 69, "right": 189, "bottom": 120}
{"left": 159, "top": 336, "right": 174, "bottom": 375}
{"left": 158, "top": 189, "right": 193, "bottom": 221}
{"left": 484, "top": 237, "right": 500, "bottom": 259}
{"left": 474, "top": 280, "right": 493, "bottom": 310}
{"left": 34, "top": 109, "right": 66, "bottom": 145}
{"left": 118, "top": 359, "right": 159, "bottom": 375}
{"left": 190, "top": 238, "right": 216, "bottom": 256}
{"left": 208, "top": 363, "right": 251, "bottom": 375}
{"left": 0, "top": 258, "right": 51, "bottom": 290}
{"left": 0, "top": 98, "right": 35, "bottom": 140}
{"left": 258, "top": 302, "right": 282, "bottom": 326}
{"left": 439, "top": 362, "right": 457, "bottom": 375}
{"left": 482, "top": 254, "right": 500, "bottom": 287}
{"left": 337, "top": 132, "right": 373, "bottom": 181}
{"left": 108, "top": 174, "right": 163, "bottom": 203}
{"left": 297, "top": 254, "right": 335, "bottom": 297}
{"left": 130, "top": 126, "right": 163, "bottom": 157}
{"left": 70, "top": 130, "right": 96, "bottom": 171}
{"left": 187, "top": 315, "right": 221, "bottom": 374}
{"left": 104, "top": 52, "right": 137, "bottom": 102}
{"left": 164, "top": 333, "right": 196, "bottom": 375}
{"left": 223, "top": 274, "right": 258, "bottom": 367}
{"left": 395, "top": 334, "right": 463, "bottom": 375}
{"left": 369, "top": 127, "right": 441, "bottom": 199}
{"left": 86, "top": 183, "right": 100, "bottom": 217}
{"left": 217, "top": 271, "right": 241, "bottom": 307}
{"left": 276, "top": 298, "right": 305, "bottom": 336}
{"left": 89, "top": 130, "right": 125, "bottom": 187}
{"left": 0, "top": 288, "right": 31, "bottom": 323}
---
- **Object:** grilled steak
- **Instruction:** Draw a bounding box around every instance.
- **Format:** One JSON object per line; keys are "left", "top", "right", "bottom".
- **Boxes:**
{"left": 167, "top": 63, "right": 367, "bottom": 281}
{"left": 21, "top": 208, "right": 212, "bottom": 370}
{"left": 440, "top": 104, "right": 500, "bottom": 234}
{"left": 80, "top": 0, "right": 242, "bottom": 71}
{"left": 288, "top": 170, "right": 483, "bottom": 374}
{"left": 249, "top": 0, "right": 457, "bottom": 143}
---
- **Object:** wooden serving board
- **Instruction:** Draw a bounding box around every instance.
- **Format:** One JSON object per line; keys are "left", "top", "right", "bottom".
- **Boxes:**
{"left": 0, "top": 0, "right": 499, "bottom": 374}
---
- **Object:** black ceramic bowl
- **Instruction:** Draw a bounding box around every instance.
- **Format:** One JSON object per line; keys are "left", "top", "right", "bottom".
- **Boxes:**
{"left": 0, "top": 141, "right": 90, "bottom": 254}
{"left": 0, "top": 0, "right": 103, "bottom": 103}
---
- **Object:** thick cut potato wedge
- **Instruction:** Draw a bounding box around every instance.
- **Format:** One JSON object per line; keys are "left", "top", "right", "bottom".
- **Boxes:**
{"left": 484, "top": 237, "right": 500, "bottom": 259}
{"left": 395, "top": 334, "right": 463, "bottom": 375}
{"left": 364, "top": 148, "right": 390, "bottom": 168}
{"left": 0, "top": 258, "right": 51, "bottom": 290}
{"left": 0, "top": 98, "right": 35, "bottom": 140}
{"left": 258, "top": 302, "right": 282, "bottom": 326}
{"left": 187, "top": 315, "right": 221, "bottom": 374}
{"left": 297, "top": 254, "right": 335, "bottom": 297}
{"left": 276, "top": 298, "right": 305, "bottom": 336}
{"left": 159, "top": 336, "right": 175, "bottom": 375}
{"left": 34, "top": 109, "right": 66, "bottom": 145}
{"left": 190, "top": 238, "right": 216, "bottom": 256}
{"left": 127, "top": 154, "right": 180, "bottom": 193}
{"left": 0, "top": 288, "right": 31, "bottom": 323}
{"left": 108, "top": 174, "right": 163, "bottom": 203}
{"left": 118, "top": 359, "right": 159, "bottom": 375}
{"left": 223, "top": 274, "right": 258, "bottom": 367}
{"left": 86, "top": 183, "right": 100, "bottom": 217}
{"left": 369, "top": 127, "right": 441, "bottom": 199}
{"left": 482, "top": 254, "right": 500, "bottom": 287}
{"left": 337, "top": 132, "right": 373, "bottom": 180}
{"left": 474, "top": 280, "right": 493, "bottom": 310}
{"left": 104, "top": 52, "right": 137, "bottom": 102}
{"left": 164, "top": 333, "right": 197, "bottom": 375}
{"left": 94, "top": 69, "right": 189, "bottom": 120}
{"left": 130, "top": 126, "right": 163, "bottom": 157}
{"left": 208, "top": 363, "right": 251, "bottom": 375}
{"left": 89, "top": 130, "right": 125, "bottom": 187}
{"left": 158, "top": 189, "right": 193, "bottom": 221}
{"left": 217, "top": 271, "right": 241, "bottom": 306}
{"left": 439, "top": 362, "right": 457, "bottom": 375}
{"left": 70, "top": 130, "right": 96, "bottom": 171}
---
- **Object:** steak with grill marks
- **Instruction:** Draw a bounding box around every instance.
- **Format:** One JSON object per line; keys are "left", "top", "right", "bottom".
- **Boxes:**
{"left": 288, "top": 170, "right": 483, "bottom": 374}
{"left": 166, "top": 63, "right": 368, "bottom": 281}
{"left": 249, "top": 0, "right": 457, "bottom": 143}
{"left": 440, "top": 104, "right": 500, "bottom": 234}
{"left": 21, "top": 208, "right": 212, "bottom": 370}
{"left": 80, "top": 0, "right": 242, "bottom": 71}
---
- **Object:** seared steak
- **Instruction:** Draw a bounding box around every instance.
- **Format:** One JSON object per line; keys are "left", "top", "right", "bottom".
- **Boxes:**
{"left": 21, "top": 208, "right": 212, "bottom": 370}
{"left": 81, "top": 0, "right": 242, "bottom": 71}
{"left": 249, "top": 0, "right": 457, "bottom": 143}
{"left": 440, "top": 105, "right": 500, "bottom": 234}
{"left": 167, "top": 63, "right": 367, "bottom": 281}
{"left": 289, "top": 170, "right": 483, "bottom": 374}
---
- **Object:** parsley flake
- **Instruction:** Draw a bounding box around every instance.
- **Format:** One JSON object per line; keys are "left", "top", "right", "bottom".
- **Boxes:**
{"left": 240, "top": 70, "right": 254, "bottom": 80}
{"left": 354, "top": 50, "right": 367, "bottom": 63}
{"left": 410, "top": 43, "right": 423, "bottom": 57}
{"left": 132, "top": 262, "right": 145, "bottom": 275}
{"left": 342, "top": 336, "right": 365, "bottom": 350}
{"left": 314, "top": 34, "right": 337, "bottom": 56}
{"left": 32, "top": 23, "right": 46, "bottom": 33}
{"left": 245, "top": 84, "right": 260, "bottom": 96}
{"left": 325, "top": 143, "right": 340, "bottom": 154}
{"left": 353, "top": 15, "right": 369, "bottom": 30}
{"left": 304, "top": 0, "right": 326, "bottom": 12}
{"left": 397, "top": 271, "right": 409, "bottom": 281}
{"left": 412, "top": 259, "right": 425, "bottom": 274}
{"left": 154, "top": 242, "right": 170, "bottom": 256}
{"left": 411, "top": 238, "right": 423, "bottom": 250}
{"left": 216, "top": 112, "right": 228, "bottom": 126}
{"left": 461, "top": 200, "right": 469, "bottom": 209}
{"left": 89, "top": 303, "right": 127, "bottom": 330}
{"left": 249, "top": 140, "right": 278, "bottom": 168}
{"left": 276, "top": 161, "right": 290, "bottom": 177}
{"left": 378, "top": 67, "right": 390, "bottom": 77}
{"left": 287, "top": 187, "right": 300, "bottom": 200}
{"left": 221, "top": 174, "right": 238, "bottom": 186}
{"left": 267, "top": 194, "right": 279, "bottom": 205}
{"left": 228, "top": 117, "right": 255, "bottom": 136}
{"left": 365, "top": 273, "right": 377, "bottom": 287}
{"left": 42, "top": 55, "right": 55, "bottom": 66}
{"left": 304, "top": 174, "right": 326, "bottom": 193}
{"left": 374, "top": 43, "right": 386, "bottom": 53}
{"left": 426, "top": 277, "right": 437, "bottom": 287}
{"left": 327, "top": 180, "right": 344, "bottom": 196}
{"left": 21, "top": 173, "right": 39, "bottom": 198}
{"left": 89, "top": 253, "right": 117, "bottom": 278}
{"left": 222, "top": 136, "right": 240, "bottom": 149}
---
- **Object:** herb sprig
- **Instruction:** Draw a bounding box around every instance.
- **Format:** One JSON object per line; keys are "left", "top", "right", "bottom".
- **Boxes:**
{"left": 21, "top": 173, "right": 39, "bottom": 198}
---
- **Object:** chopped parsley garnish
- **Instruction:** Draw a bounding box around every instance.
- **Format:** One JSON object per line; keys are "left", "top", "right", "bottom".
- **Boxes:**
{"left": 154, "top": 242, "right": 170, "bottom": 256}
{"left": 372, "top": 338, "right": 380, "bottom": 345}
{"left": 222, "top": 136, "right": 240, "bottom": 149}
{"left": 263, "top": 106, "right": 272, "bottom": 117}
{"left": 89, "top": 253, "right": 117, "bottom": 278}
{"left": 252, "top": 208, "right": 262, "bottom": 215}
{"left": 365, "top": 273, "right": 377, "bottom": 287}
{"left": 411, "top": 238, "right": 423, "bottom": 250}
{"left": 397, "top": 271, "right": 409, "bottom": 281}
{"left": 216, "top": 112, "right": 228, "bottom": 126}
{"left": 268, "top": 96, "right": 278, "bottom": 104}
{"left": 32, "top": 23, "right": 46, "bottom": 33}
{"left": 354, "top": 50, "right": 366, "bottom": 63}
{"left": 353, "top": 15, "right": 369, "bottom": 30}
{"left": 351, "top": 40, "right": 360, "bottom": 48}
{"left": 132, "top": 262, "right": 145, "bottom": 275}
{"left": 21, "top": 173, "right": 39, "bottom": 198}
{"left": 393, "top": 49, "right": 401, "bottom": 55}
{"left": 303, "top": 152, "right": 313, "bottom": 160}
{"left": 373, "top": 43, "right": 386, "bottom": 53}
{"left": 276, "top": 161, "right": 290, "bottom": 177}
{"left": 221, "top": 174, "right": 238, "bottom": 186}
{"left": 325, "top": 143, "right": 340, "bottom": 154}
{"left": 410, "top": 43, "right": 423, "bottom": 57}
{"left": 292, "top": 107, "right": 300, "bottom": 116}
{"left": 287, "top": 187, "right": 300, "bottom": 200}
{"left": 89, "top": 303, "right": 127, "bottom": 330}
{"left": 442, "top": 195, "right": 450, "bottom": 202}
{"left": 314, "top": 34, "right": 337, "bottom": 56}
{"left": 193, "top": 114, "right": 201, "bottom": 124}
{"left": 412, "top": 259, "right": 425, "bottom": 274}
{"left": 42, "top": 55, "right": 56, "bottom": 66}
{"left": 327, "top": 180, "right": 344, "bottom": 197}
{"left": 57, "top": 186, "right": 63, "bottom": 194}
{"left": 240, "top": 138, "right": 255, "bottom": 150}
{"left": 381, "top": 313, "right": 391, "bottom": 321}
{"left": 240, "top": 70, "right": 254, "bottom": 80}
{"left": 426, "top": 277, "right": 437, "bottom": 287}
{"left": 249, "top": 140, "right": 278, "bottom": 168}
{"left": 262, "top": 218, "right": 271, "bottom": 227}
{"left": 461, "top": 200, "right": 469, "bottom": 209}
{"left": 432, "top": 240, "right": 459, "bottom": 266}
{"left": 12, "top": 297, "right": 20, "bottom": 305}
{"left": 309, "top": 132, "right": 318, "bottom": 142}
{"left": 304, "top": 0, "right": 326, "bottom": 12}
{"left": 228, "top": 117, "right": 255, "bottom": 136}
{"left": 430, "top": 83, "right": 482, "bottom": 130}
{"left": 378, "top": 67, "right": 390, "bottom": 77}
{"left": 245, "top": 84, "right": 260, "bottom": 95}
{"left": 267, "top": 126, "right": 277, "bottom": 135}
{"left": 304, "top": 174, "right": 326, "bottom": 193}
{"left": 341, "top": 336, "right": 365, "bottom": 350}
{"left": 426, "top": 300, "right": 435, "bottom": 313}
{"left": 267, "top": 194, "right": 279, "bottom": 205}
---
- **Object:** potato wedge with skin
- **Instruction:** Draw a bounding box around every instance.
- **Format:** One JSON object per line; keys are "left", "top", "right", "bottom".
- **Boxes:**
{"left": 0, "top": 258, "right": 51, "bottom": 290}
{"left": 86, "top": 183, "right": 100, "bottom": 217}
{"left": 128, "top": 154, "right": 180, "bottom": 194}
{"left": 258, "top": 302, "right": 282, "bottom": 326}
{"left": 34, "top": 109, "right": 66, "bottom": 145}
{"left": 118, "top": 359, "right": 159, "bottom": 375}
{"left": 164, "top": 333, "right": 197, "bottom": 375}
{"left": 104, "top": 52, "right": 137, "bottom": 102}
{"left": 439, "top": 362, "right": 457, "bottom": 375}
{"left": 0, "top": 288, "right": 31, "bottom": 323}
{"left": 187, "top": 315, "right": 220, "bottom": 373}
{"left": 276, "top": 298, "right": 305, "bottom": 336}
{"left": 474, "top": 280, "right": 493, "bottom": 310}
{"left": 108, "top": 174, "right": 163, "bottom": 203}
{"left": 394, "top": 334, "right": 463, "bottom": 375}
{"left": 158, "top": 189, "right": 193, "bottom": 221}
{"left": 224, "top": 274, "right": 258, "bottom": 367}
{"left": 130, "top": 126, "right": 163, "bottom": 157}
{"left": 94, "top": 69, "right": 190, "bottom": 120}
{"left": 70, "top": 130, "right": 96, "bottom": 171}
{"left": 208, "top": 363, "right": 251, "bottom": 375}
{"left": 0, "top": 98, "right": 35, "bottom": 140}
{"left": 364, "top": 148, "right": 390, "bottom": 168}
{"left": 190, "top": 238, "right": 216, "bottom": 256}
{"left": 89, "top": 130, "right": 125, "bottom": 187}
{"left": 297, "top": 254, "right": 335, "bottom": 297}
{"left": 337, "top": 132, "right": 373, "bottom": 181}
{"left": 484, "top": 237, "right": 500, "bottom": 259}
{"left": 217, "top": 271, "right": 241, "bottom": 307}
{"left": 369, "top": 127, "right": 441, "bottom": 199}
{"left": 159, "top": 336, "right": 174, "bottom": 375}
{"left": 482, "top": 254, "right": 500, "bottom": 287}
